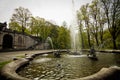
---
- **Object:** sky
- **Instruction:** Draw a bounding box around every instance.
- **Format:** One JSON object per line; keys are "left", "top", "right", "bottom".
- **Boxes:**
{"left": 0, "top": 0, "right": 92, "bottom": 26}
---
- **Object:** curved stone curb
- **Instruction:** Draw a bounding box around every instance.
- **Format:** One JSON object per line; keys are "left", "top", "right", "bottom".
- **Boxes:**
{"left": 74, "top": 66, "right": 120, "bottom": 80}
{"left": 0, "top": 51, "right": 53, "bottom": 80}
{"left": 82, "top": 49, "right": 120, "bottom": 53}
{"left": 1, "top": 50, "right": 120, "bottom": 80}
{"left": 0, "top": 58, "right": 31, "bottom": 80}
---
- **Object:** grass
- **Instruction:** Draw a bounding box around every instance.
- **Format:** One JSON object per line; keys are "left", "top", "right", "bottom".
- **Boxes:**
{"left": 0, "top": 55, "right": 25, "bottom": 70}
{"left": 0, "top": 61, "right": 11, "bottom": 69}
{"left": 16, "top": 55, "right": 25, "bottom": 58}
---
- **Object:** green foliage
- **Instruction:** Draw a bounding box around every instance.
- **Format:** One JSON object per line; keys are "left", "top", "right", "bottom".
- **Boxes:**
{"left": 9, "top": 6, "right": 32, "bottom": 33}
{"left": 77, "top": 0, "right": 120, "bottom": 49}
{"left": 30, "top": 17, "right": 46, "bottom": 38}
{"left": 100, "top": 0, "right": 120, "bottom": 49}
{"left": 9, "top": 6, "right": 71, "bottom": 49}
{"left": 116, "top": 34, "right": 120, "bottom": 49}
{"left": 0, "top": 61, "right": 11, "bottom": 69}
{"left": 28, "top": 16, "right": 71, "bottom": 49}
{"left": 9, "top": 22, "right": 21, "bottom": 31}
{"left": 57, "top": 27, "right": 71, "bottom": 49}
{"left": 82, "top": 31, "right": 89, "bottom": 49}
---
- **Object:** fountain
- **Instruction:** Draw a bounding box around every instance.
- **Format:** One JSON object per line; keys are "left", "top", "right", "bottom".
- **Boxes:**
{"left": 69, "top": 0, "right": 98, "bottom": 60}
{"left": 17, "top": 52, "right": 120, "bottom": 80}
{"left": 69, "top": 0, "right": 81, "bottom": 55}
{"left": 44, "top": 37, "right": 54, "bottom": 49}
{"left": 1, "top": 50, "right": 120, "bottom": 80}
{"left": 87, "top": 46, "right": 98, "bottom": 60}
{"left": 45, "top": 36, "right": 61, "bottom": 58}
{"left": 1, "top": 0, "right": 120, "bottom": 80}
{"left": 1, "top": 31, "right": 120, "bottom": 80}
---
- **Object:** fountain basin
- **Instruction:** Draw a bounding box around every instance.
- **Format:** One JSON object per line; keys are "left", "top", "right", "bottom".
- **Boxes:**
{"left": 0, "top": 58, "right": 30, "bottom": 80}
{"left": 78, "top": 66, "right": 120, "bottom": 80}
{"left": 1, "top": 50, "right": 120, "bottom": 80}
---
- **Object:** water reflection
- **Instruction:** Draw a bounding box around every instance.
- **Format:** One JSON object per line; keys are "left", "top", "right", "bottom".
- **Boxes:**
{"left": 32, "top": 58, "right": 51, "bottom": 63}
{"left": 18, "top": 52, "right": 120, "bottom": 80}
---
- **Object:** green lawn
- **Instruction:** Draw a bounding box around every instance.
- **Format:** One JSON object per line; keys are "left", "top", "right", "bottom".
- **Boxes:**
{"left": 0, "top": 61, "right": 11, "bottom": 69}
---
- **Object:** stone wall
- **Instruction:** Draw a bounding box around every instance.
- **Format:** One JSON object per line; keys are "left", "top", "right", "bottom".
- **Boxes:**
{"left": 25, "top": 36, "right": 38, "bottom": 49}
{"left": 0, "top": 31, "right": 39, "bottom": 50}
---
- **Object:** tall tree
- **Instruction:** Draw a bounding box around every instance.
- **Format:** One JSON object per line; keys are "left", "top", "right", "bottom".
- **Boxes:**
{"left": 97, "top": 8, "right": 106, "bottom": 44}
{"left": 57, "top": 27, "right": 71, "bottom": 49}
{"left": 80, "top": 4, "right": 91, "bottom": 48}
{"left": 89, "top": 0, "right": 99, "bottom": 46}
{"left": 77, "top": 10, "right": 85, "bottom": 49}
{"left": 9, "top": 6, "right": 32, "bottom": 33}
{"left": 30, "top": 17, "right": 45, "bottom": 37}
{"left": 101, "top": 0, "right": 120, "bottom": 49}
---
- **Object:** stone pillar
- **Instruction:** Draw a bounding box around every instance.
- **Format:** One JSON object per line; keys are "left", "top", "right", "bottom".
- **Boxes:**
{"left": 13, "top": 31, "right": 16, "bottom": 49}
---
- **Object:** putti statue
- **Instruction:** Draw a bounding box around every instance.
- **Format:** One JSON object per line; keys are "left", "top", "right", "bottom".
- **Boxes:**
{"left": 53, "top": 50, "right": 61, "bottom": 58}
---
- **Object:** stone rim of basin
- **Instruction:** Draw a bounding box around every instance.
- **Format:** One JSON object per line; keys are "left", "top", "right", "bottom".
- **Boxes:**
{"left": 1, "top": 51, "right": 120, "bottom": 80}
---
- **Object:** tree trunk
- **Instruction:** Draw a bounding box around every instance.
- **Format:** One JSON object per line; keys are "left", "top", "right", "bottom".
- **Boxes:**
{"left": 87, "top": 29, "right": 91, "bottom": 48}
{"left": 86, "top": 21, "right": 91, "bottom": 48}
{"left": 95, "top": 34, "right": 99, "bottom": 46}
{"left": 112, "top": 36, "right": 117, "bottom": 49}
{"left": 80, "top": 27, "right": 84, "bottom": 49}
{"left": 100, "top": 26, "right": 103, "bottom": 44}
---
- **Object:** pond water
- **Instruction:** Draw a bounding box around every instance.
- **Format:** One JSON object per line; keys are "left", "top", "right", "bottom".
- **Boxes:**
{"left": 18, "top": 52, "right": 120, "bottom": 80}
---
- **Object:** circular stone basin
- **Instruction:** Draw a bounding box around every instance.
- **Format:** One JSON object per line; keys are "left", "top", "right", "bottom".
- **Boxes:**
{"left": 18, "top": 52, "right": 120, "bottom": 80}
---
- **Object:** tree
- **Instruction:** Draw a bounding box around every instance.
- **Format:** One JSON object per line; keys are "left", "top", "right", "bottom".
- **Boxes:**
{"left": 9, "top": 6, "right": 32, "bottom": 33}
{"left": 80, "top": 4, "right": 91, "bottom": 48}
{"left": 9, "top": 22, "right": 21, "bottom": 31}
{"left": 30, "top": 17, "right": 47, "bottom": 38}
{"left": 57, "top": 27, "right": 71, "bottom": 49}
{"left": 89, "top": 0, "right": 100, "bottom": 46}
{"left": 77, "top": 10, "right": 85, "bottom": 49}
{"left": 30, "top": 17, "right": 40, "bottom": 36}
{"left": 97, "top": 9, "right": 106, "bottom": 44}
{"left": 101, "top": 0, "right": 120, "bottom": 49}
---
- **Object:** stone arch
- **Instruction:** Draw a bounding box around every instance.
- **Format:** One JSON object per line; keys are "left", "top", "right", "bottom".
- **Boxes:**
{"left": 2, "top": 34, "right": 13, "bottom": 49}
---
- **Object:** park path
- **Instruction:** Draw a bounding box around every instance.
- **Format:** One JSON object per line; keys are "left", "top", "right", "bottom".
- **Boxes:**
{"left": 0, "top": 50, "right": 53, "bottom": 62}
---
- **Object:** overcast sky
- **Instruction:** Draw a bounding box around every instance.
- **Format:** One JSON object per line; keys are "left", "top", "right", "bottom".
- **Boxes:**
{"left": 0, "top": 0, "right": 92, "bottom": 26}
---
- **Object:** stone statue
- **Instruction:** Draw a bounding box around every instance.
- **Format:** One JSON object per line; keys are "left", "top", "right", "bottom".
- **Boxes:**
{"left": 89, "top": 46, "right": 96, "bottom": 57}
{"left": 0, "top": 22, "right": 7, "bottom": 31}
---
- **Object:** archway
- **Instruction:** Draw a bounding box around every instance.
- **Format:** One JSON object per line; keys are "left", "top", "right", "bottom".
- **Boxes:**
{"left": 2, "top": 34, "right": 13, "bottom": 49}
